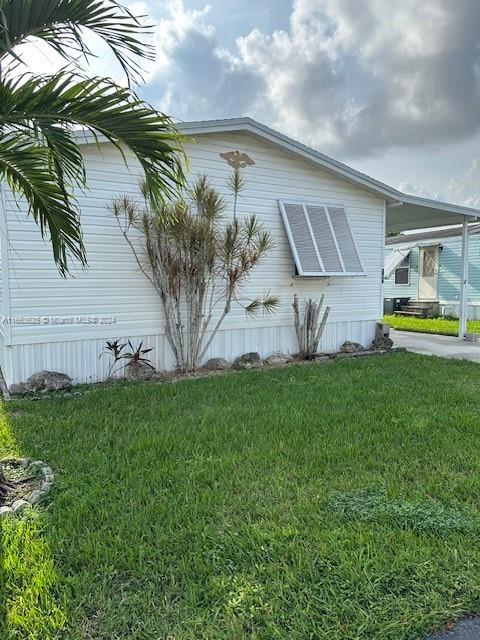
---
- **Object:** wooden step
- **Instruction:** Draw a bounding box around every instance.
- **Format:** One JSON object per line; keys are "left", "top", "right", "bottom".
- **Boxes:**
{"left": 394, "top": 309, "right": 427, "bottom": 317}
{"left": 405, "top": 301, "right": 434, "bottom": 309}
{"left": 399, "top": 305, "right": 431, "bottom": 312}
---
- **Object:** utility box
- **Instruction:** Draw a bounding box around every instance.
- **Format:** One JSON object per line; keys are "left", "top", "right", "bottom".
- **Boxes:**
{"left": 384, "top": 297, "right": 410, "bottom": 315}
{"left": 376, "top": 322, "right": 390, "bottom": 339}
{"left": 383, "top": 298, "right": 394, "bottom": 315}
{"left": 393, "top": 297, "right": 410, "bottom": 311}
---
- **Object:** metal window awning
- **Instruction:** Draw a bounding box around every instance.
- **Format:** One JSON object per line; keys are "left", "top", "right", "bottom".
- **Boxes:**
{"left": 384, "top": 248, "right": 411, "bottom": 279}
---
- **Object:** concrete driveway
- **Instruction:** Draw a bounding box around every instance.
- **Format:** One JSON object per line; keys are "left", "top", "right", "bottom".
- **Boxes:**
{"left": 392, "top": 329, "right": 480, "bottom": 363}
{"left": 425, "top": 616, "right": 480, "bottom": 639}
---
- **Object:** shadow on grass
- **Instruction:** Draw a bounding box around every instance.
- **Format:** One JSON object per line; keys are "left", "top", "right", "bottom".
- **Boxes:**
{"left": 0, "top": 404, "right": 67, "bottom": 640}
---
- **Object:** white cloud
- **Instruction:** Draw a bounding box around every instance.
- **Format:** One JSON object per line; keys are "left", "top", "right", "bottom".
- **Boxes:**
{"left": 142, "top": 0, "right": 480, "bottom": 158}
{"left": 8, "top": 0, "right": 480, "bottom": 166}
{"left": 399, "top": 158, "right": 480, "bottom": 208}
{"left": 398, "top": 182, "right": 441, "bottom": 201}
{"left": 141, "top": 0, "right": 264, "bottom": 120}
{"left": 445, "top": 159, "right": 480, "bottom": 207}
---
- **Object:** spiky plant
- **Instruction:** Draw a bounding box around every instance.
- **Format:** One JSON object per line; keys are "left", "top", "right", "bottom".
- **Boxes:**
{"left": 110, "top": 173, "right": 279, "bottom": 372}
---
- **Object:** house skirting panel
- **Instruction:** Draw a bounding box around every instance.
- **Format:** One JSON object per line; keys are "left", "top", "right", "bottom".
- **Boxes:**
{"left": 6, "top": 319, "right": 378, "bottom": 386}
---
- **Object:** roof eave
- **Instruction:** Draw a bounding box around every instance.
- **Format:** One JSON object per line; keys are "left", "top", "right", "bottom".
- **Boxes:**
{"left": 72, "top": 117, "right": 480, "bottom": 220}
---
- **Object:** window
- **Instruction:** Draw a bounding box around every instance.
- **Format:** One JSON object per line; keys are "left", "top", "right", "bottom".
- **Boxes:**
{"left": 279, "top": 201, "right": 365, "bottom": 276}
{"left": 395, "top": 267, "right": 409, "bottom": 285}
{"left": 394, "top": 256, "right": 410, "bottom": 285}
{"left": 422, "top": 248, "right": 436, "bottom": 277}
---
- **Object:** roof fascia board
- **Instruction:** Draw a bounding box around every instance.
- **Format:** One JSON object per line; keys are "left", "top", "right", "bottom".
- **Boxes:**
{"left": 387, "top": 196, "right": 480, "bottom": 218}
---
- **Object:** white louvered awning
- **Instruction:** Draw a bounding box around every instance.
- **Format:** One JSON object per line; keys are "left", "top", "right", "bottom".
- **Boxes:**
{"left": 279, "top": 201, "right": 365, "bottom": 276}
{"left": 384, "top": 248, "right": 411, "bottom": 278}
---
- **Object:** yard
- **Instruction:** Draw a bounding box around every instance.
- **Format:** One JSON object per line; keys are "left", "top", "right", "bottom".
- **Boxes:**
{"left": 2, "top": 353, "right": 480, "bottom": 639}
{"left": 385, "top": 314, "right": 480, "bottom": 336}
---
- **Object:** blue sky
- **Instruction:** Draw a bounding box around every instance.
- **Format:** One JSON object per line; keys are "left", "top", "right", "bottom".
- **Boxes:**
{"left": 21, "top": 0, "right": 480, "bottom": 206}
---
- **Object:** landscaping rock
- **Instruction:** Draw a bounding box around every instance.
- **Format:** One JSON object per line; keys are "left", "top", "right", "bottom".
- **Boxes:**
{"left": 340, "top": 341, "right": 364, "bottom": 353}
{"left": 264, "top": 353, "right": 293, "bottom": 365}
{"left": 9, "top": 382, "right": 27, "bottom": 395}
{"left": 25, "top": 370, "right": 72, "bottom": 392}
{"left": 315, "top": 355, "right": 331, "bottom": 362}
{"left": 0, "top": 506, "right": 13, "bottom": 518}
{"left": 27, "top": 490, "right": 45, "bottom": 505}
{"left": 233, "top": 352, "right": 263, "bottom": 370}
{"left": 204, "top": 357, "right": 231, "bottom": 371}
{"left": 124, "top": 362, "right": 156, "bottom": 381}
{"left": 371, "top": 336, "right": 394, "bottom": 351}
{"left": 11, "top": 499, "right": 29, "bottom": 514}
{"left": 333, "top": 350, "right": 385, "bottom": 360}
{"left": 29, "top": 460, "right": 46, "bottom": 471}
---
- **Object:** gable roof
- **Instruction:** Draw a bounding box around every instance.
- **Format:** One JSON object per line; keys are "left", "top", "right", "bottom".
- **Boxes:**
{"left": 74, "top": 116, "right": 480, "bottom": 222}
{"left": 386, "top": 223, "right": 480, "bottom": 246}
{"left": 176, "top": 118, "right": 480, "bottom": 219}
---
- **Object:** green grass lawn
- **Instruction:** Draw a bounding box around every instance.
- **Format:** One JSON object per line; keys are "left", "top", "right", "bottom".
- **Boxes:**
{"left": 385, "top": 314, "right": 480, "bottom": 336}
{"left": 3, "top": 353, "right": 480, "bottom": 639}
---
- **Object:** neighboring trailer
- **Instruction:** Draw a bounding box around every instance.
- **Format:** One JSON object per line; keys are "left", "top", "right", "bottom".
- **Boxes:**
{"left": 384, "top": 225, "right": 480, "bottom": 319}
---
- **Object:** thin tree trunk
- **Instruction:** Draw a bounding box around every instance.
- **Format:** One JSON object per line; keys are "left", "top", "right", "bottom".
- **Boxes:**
{"left": 0, "top": 366, "right": 10, "bottom": 401}
{"left": 312, "top": 306, "right": 331, "bottom": 355}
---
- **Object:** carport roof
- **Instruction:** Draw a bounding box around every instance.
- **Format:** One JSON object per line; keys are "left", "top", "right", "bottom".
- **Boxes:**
{"left": 387, "top": 223, "right": 480, "bottom": 246}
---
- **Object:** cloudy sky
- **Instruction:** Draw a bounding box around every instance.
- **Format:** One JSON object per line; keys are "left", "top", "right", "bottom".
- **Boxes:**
{"left": 23, "top": 0, "right": 480, "bottom": 206}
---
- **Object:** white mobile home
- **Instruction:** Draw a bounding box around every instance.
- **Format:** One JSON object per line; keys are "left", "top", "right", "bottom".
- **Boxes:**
{"left": 0, "top": 118, "right": 478, "bottom": 386}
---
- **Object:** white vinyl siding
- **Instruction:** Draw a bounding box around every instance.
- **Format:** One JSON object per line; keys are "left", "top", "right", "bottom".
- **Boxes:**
{"left": 2, "top": 131, "right": 385, "bottom": 384}
{"left": 280, "top": 201, "right": 365, "bottom": 276}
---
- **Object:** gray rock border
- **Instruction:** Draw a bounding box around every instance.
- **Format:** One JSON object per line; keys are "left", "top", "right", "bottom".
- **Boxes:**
{"left": 0, "top": 458, "right": 54, "bottom": 517}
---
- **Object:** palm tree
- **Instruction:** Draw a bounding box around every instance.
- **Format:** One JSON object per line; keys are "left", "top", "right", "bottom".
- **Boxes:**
{"left": 0, "top": 0, "right": 186, "bottom": 276}
{"left": 0, "top": 2, "right": 186, "bottom": 496}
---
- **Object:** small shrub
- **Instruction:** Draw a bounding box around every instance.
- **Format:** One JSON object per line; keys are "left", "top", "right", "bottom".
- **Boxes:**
{"left": 100, "top": 340, "right": 154, "bottom": 379}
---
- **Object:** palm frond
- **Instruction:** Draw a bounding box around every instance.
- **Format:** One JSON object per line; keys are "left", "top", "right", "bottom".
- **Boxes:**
{"left": 1, "top": 72, "right": 186, "bottom": 206}
{"left": 228, "top": 168, "right": 245, "bottom": 198}
{"left": 244, "top": 293, "right": 280, "bottom": 316}
{"left": 0, "top": 133, "right": 85, "bottom": 275}
{"left": 0, "top": 0, "right": 153, "bottom": 83}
